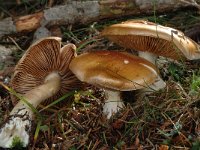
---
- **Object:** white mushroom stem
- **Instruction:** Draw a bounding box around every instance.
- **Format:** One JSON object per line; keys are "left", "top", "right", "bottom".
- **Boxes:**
{"left": 0, "top": 72, "right": 61, "bottom": 148}
{"left": 138, "top": 51, "right": 166, "bottom": 91}
{"left": 10, "top": 72, "right": 61, "bottom": 115}
{"left": 103, "top": 90, "right": 124, "bottom": 119}
{"left": 138, "top": 51, "right": 157, "bottom": 65}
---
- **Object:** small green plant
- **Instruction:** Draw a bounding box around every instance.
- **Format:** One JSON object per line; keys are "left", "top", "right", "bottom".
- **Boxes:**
{"left": 191, "top": 140, "right": 200, "bottom": 150}
{"left": 10, "top": 136, "right": 25, "bottom": 150}
{"left": 168, "top": 63, "right": 184, "bottom": 82}
{"left": 190, "top": 72, "right": 200, "bottom": 95}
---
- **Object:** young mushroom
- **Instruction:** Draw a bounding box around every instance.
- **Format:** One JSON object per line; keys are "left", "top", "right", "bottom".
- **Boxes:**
{"left": 0, "top": 37, "right": 81, "bottom": 148}
{"left": 69, "top": 50, "right": 159, "bottom": 118}
{"left": 101, "top": 20, "right": 200, "bottom": 90}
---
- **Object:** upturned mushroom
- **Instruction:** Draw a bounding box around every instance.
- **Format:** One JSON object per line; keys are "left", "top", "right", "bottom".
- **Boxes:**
{"left": 101, "top": 20, "right": 200, "bottom": 90}
{"left": 101, "top": 19, "right": 200, "bottom": 61}
{"left": 0, "top": 37, "right": 81, "bottom": 148}
{"left": 69, "top": 50, "right": 159, "bottom": 118}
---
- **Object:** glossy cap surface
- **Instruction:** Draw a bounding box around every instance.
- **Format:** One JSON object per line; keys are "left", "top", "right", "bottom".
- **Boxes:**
{"left": 69, "top": 50, "right": 158, "bottom": 91}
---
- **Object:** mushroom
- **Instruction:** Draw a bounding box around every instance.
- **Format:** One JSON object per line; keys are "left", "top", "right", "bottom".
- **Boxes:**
{"left": 69, "top": 50, "right": 159, "bottom": 118}
{"left": 0, "top": 37, "right": 81, "bottom": 148}
{"left": 101, "top": 20, "right": 200, "bottom": 90}
{"left": 101, "top": 19, "right": 200, "bottom": 61}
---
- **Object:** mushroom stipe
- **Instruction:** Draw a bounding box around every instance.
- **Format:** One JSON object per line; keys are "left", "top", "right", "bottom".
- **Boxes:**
{"left": 0, "top": 37, "right": 81, "bottom": 148}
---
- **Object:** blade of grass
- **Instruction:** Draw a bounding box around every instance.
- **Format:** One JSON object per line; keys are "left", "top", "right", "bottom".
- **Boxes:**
{"left": 39, "top": 91, "right": 76, "bottom": 112}
{"left": 102, "top": 132, "right": 108, "bottom": 145}
{"left": 58, "top": 113, "right": 67, "bottom": 139}
{"left": 76, "top": 39, "right": 97, "bottom": 52}
{"left": 0, "top": 82, "right": 41, "bottom": 118}
{"left": 33, "top": 119, "right": 42, "bottom": 147}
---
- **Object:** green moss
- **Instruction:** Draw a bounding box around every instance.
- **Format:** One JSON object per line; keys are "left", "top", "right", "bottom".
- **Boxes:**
{"left": 10, "top": 136, "right": 25, "bottom": 150}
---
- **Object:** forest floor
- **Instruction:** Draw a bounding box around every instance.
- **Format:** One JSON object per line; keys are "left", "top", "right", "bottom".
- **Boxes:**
{"left": 0, "top": 1, "right": 200, "bottom": 150}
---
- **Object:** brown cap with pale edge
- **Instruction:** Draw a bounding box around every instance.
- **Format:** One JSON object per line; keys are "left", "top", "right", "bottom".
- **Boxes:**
{"left": 11, "top": 37, "right": 81, "bottom": 105}
{"left": 69, "top": 50, "right": 158, "bottom": 91}
{"left": 101, "top": 20, "right": 200, "bottom": 60}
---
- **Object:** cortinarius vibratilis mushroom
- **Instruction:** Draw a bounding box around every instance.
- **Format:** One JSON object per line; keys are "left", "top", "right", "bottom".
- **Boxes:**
{"left": 101, "top": 20, "right": 200, "bottom": 61}
{"left": 69, "top": 50, "right": 159, "bottom": 118}
{"left": 0, "top": 37, "right": 81, "bottom": 148}
{"left": 101, "top": 20, "right": 200, "bottom": 91}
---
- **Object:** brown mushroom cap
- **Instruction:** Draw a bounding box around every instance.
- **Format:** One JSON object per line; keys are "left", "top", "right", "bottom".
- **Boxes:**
{"left": 101, "top": 20, "right": 200, "bottom": 60}
{"left": 69, "top": 50, "right": 158, "bottom": 91}
{"left": 11, "top": 37, "right": 81, "bottom": 105}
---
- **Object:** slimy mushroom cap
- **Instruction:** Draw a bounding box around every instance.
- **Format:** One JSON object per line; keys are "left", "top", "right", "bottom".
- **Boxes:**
{"left": 69, "top": 50, "right": 158, "bottom": 91}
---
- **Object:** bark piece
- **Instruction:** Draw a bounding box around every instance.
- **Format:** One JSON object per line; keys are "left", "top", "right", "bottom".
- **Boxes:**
{"left": 15, "top": 12, "right": 44, "bottom": 32}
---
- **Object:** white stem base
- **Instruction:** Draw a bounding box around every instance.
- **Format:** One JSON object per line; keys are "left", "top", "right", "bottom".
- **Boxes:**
{"left": 0, "top": 111, "right": 31, "bottom": 148}
{"left": 0, "top": 72, "right": 61, "bottom": 148}
{"left": 103, "top": 90, "right": 124, "bottom": 119}
{"left": 138, "top": 51, "right": 157, "bottom": 65}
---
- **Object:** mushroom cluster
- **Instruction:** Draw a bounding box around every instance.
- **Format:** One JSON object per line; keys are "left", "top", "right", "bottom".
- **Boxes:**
{"left": 1, "top": 19, "right": 200, "bottom": 148}
{"left": 0, "top": 37, "right": 81, "bottom": 148}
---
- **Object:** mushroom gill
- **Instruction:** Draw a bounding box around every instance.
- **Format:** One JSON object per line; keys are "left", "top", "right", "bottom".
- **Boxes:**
{"left": 106, "top": 35, "right": 184, "bottom": 60}
{"left": 11, "top": 37, "right": 81, "bottom": 106}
